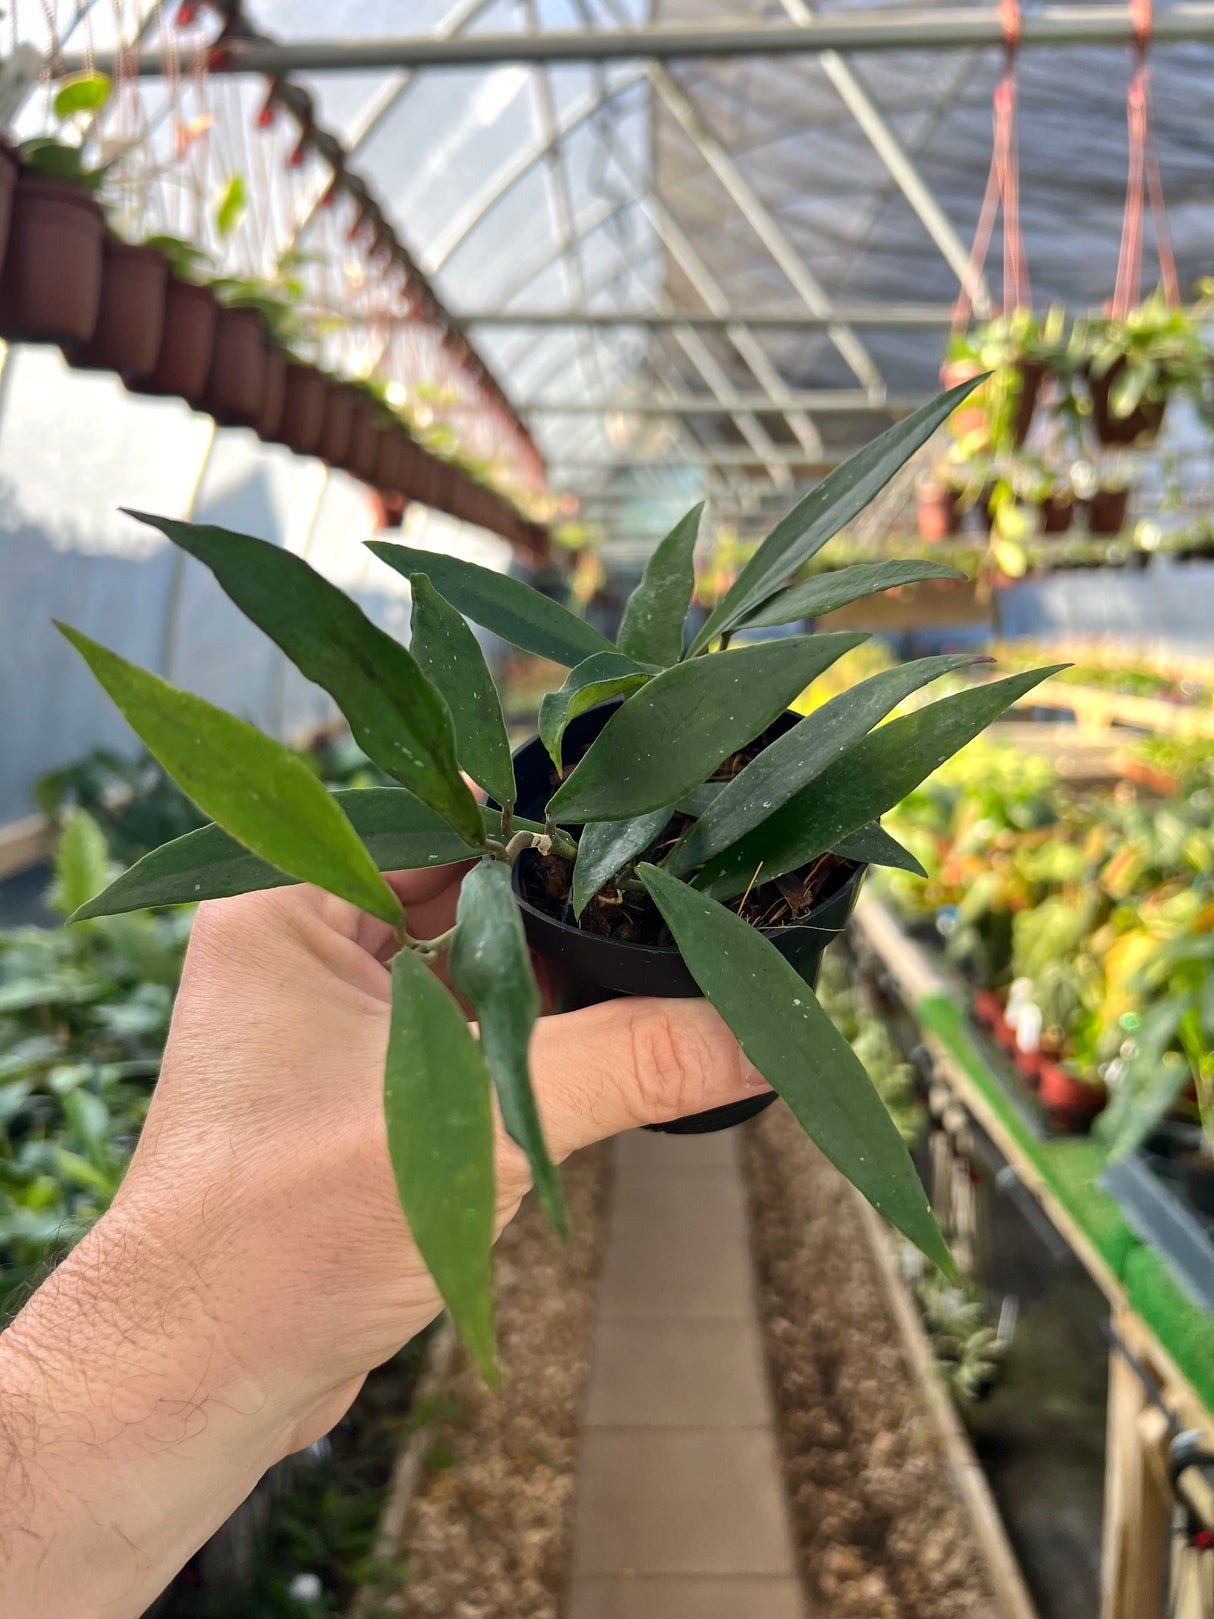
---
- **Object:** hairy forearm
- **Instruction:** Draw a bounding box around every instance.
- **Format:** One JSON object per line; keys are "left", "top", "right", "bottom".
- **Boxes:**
{"left": 0, "top": 1210, "right": 299, "bottom": 1619}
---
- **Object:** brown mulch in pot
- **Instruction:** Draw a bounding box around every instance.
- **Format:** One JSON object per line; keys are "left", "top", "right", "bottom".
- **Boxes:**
{"left": 741, "top": 1104, "right": 1000, "bottom": 1619}
{"left": 394, "top": 1143, "right": 611, "bottom": 1619}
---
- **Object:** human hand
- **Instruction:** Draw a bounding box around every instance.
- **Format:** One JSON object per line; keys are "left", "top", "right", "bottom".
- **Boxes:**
{"left": 0, "top": 866, "right": 767, "bottom": 1618}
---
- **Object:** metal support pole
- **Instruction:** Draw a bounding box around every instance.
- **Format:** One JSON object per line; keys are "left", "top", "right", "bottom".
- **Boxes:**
{"left": 63, "top": 9, "right": 1214, "bottom": 72}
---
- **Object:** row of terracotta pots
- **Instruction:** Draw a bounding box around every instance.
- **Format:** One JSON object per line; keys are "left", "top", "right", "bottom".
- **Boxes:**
{"left": 971, "top": 989, "right": 1106, "bottom": 1135}
{"left": 0, "top": 149, "right": 543, "bottom": 551}
{"left": 916, "top": 481, "right": 1131, "bottom": 542}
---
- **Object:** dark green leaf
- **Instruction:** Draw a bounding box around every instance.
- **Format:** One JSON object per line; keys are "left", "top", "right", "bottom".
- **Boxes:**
{"left": 831, "top": 822, "right": 926, "bottom": 877}
{"left": 56, "top": 624, "right": 405, "bottom": 927}
{"left": 572, "top": 807, "right": 673, "bottom": 917}
{"left": 739, "top": 560, "right": 968, "bottom": 630}
{"left": 616, "top": 503, "right": 702, "bottom": 665}
{"left": 385, "top": 947, "right": 496, "bottom": 1381}
{"left": 409, "top": 574, "right": 515, "bottom": 809}
{"left": 367, "top": 543, "right": 615, "bottom": 667}
{"left": 688, "top": 380, "right": 982, "bottom": 653}
{"left": 539, "top": 653, "right": 656, "bottom": 769}
{"left": 695, "top": 665, "right": 1066, "bottom": 900}
{"left": 671, "top": 654, "right": 974, "bottom": 874}
{"left": 449, "top": 861, "right": 566, "bottom": 1238}
{"left": 53, "top": 72, "right": 111, "bottom": 118}
{"left": 72, "top": 797, "right": 542, "bottom": 920}
{"left": 637, "top": 863, "right": 952, "bottom": 1271}
{"left": 675, "top": 783, "right": 725, "bottom": 817}
{"left": 546, "top": 633, "right": 866, "bottom": 824}
{"left": 126, "top": 512, "right": 483, "bottom": 849}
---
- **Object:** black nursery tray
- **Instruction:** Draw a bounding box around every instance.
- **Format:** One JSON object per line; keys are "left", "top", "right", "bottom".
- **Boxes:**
{"left": 1101, "top": 1151, "right": 1214, "bottom": 1317}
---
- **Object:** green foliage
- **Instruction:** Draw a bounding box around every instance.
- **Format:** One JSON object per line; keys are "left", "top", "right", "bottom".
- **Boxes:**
{"left": 409, "top": 575, "right": 515, "bottom": 811}
{"left": 213, "top": 174, "right": 247, "bottom": 238}
{"left": 637, "top": 863, "right": 953, "bottom": 1272}
{"left": 538, "top": 652, "right": 656, "bottom": 770}
{"left": 0, "top": 815, "right": 189, "bottom": 1320}
{"left": 125, "top": 513, "right": 483, "bottom": 848}
{"left": 53, "top": 72, "right": 112, "bottom": 119}
{"left": 688, "top": 378, "right": 982, "bottom": 652}
{"left": 450, "top": 860, "right": 565, "bottom": 1237}
{"left": 368, "top": 543, "right": 615, "bottom": 667}
{"left": 59, "top": 385, "right": 1058, "bottom": 1373}
{"left": 384, "top": 950, "right": 496, "bottom": 1383}
{"left": 19, "top": 136, "right": 108, "bottom": 191}
{"left": 547, "top": 633, "right": 866, "bottom": 823}
{"left": 615, "top": 504, "right": 702, "bottom": 665}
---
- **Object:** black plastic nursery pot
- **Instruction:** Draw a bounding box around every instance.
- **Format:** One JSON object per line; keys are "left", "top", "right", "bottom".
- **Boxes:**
{"left": 507, "top": 699, "right": 867, "bottom": 1135}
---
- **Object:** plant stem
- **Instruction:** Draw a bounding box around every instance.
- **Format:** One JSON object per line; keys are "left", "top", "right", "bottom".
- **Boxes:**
{"left": 415, "top": 925, "right": 457, "bottom": 962}
{"left": 485, "top": 837, "right": 512, "bottom": 864}
{"left": 499, "top": 803, "right": 514, "bottom": 840}
{"left": 546, "top": 823, "right": 579, "bottom": 862}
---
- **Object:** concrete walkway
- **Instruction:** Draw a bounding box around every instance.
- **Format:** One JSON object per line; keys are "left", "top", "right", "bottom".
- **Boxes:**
{"left": 567, "top": 1127, "right": 808, "bottom": 1619}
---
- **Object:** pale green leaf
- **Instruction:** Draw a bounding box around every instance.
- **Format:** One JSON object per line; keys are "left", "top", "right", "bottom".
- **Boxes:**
{"left": 56, "top": 623, "right": 404, "bottom": 927}
{"left": 53, "top": 72, "right": 111, "bottom": 119}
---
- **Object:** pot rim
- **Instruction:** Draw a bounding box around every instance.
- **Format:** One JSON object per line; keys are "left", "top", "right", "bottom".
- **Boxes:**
{"left": 510, "top": 835, "right": 866, "bottom": 962}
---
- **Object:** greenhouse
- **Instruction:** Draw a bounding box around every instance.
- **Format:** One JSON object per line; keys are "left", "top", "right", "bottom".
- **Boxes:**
{"left": 1, "top": 2, "right": 1214, "bottom": 1616}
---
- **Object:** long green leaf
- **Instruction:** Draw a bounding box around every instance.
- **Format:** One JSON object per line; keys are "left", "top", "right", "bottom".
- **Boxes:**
{"left": 56, "top": 624, "right": 405, "bottom": 927}
{"left": 449, "top": 861, "right": 566, "bottom": 1238}
{"left": 539, "top": 652, "right": 655, "bottom": 769}
{"left": 368, "top": 542, "right": 615, "bottom": 667}
{"left": 695, "top": 665, "right": 1066, "bottom": 900}
{"left": 409, "top": 574, "right": 515, "bottom": 809}
{"left": 637, "top": 863, "right": 952, "bottom": 1271}
{"left": 671, "top": 654, "right": 975, "bottom": 874}
{"left": 71, "top": 796, "right": 544, "bottom": 921}
{"left": 386, "top": 947, "right": 496, "bottom": 1381}
{"left": 127, "top": 512, "right": 483, "bottom": 848}
{"left": 571, "top": 806, "right": 673, "bottom": 917}
{"left": 738, "top": 559, "right": 968, "bottom": 630}
{"left": 546, "top": 633, "right": 866, "bottom": 824}
{"left": 831, "top": 822, "right": 926, "bottom": 877}
{"left": 616, "top": 503, "right": 702, "bottom": 665}
{"left": 688, "top": 380, "right": 981, "bottom": 653}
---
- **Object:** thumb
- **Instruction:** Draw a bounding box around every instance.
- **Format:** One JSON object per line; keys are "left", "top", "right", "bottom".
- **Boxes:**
{"left": 527, "top": 996, "right": 771, "bottom": 1159}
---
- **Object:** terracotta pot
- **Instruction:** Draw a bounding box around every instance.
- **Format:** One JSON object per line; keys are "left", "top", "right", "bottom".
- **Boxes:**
{"left": 202, "top": 305, "right": 266, "bottom": 429}
{"left": 254, "top": 343, "right": 287, "bottom": 442}
{"left": 1088, "top": 487, "right": 1130, "bottom": 536}
{"left": 343, "top": 398, "right": 381, "bottom": 480}
{"left": 0, "top": 176, "right": 104, "bottom": 345}
{"left": 1039, "top": 490, "right": 1074, "bottom": 535}
{"left": 1038, "top": 1059, "right": 1105, "bottom": 1134}
{"left": 0, "top": 140, "right": 20, "bottom": 272}
{"left": 274, "top": 363, "right": 327, "bottom": 456}
{"left": 371, "top": 488, "right": 407, "bottom": 529}
{"left": 127, "top": 276, "right": 217, "bottom": 406}
{"left": 917, "top": 483, "right": 962, "bottom": 542}
{"left": 1087, "top": 358, "right": 1167, "bottom": 447}
{"left": 68, "top": 236, "right": 167, "bottom": 379}
{"left": 317, "top": 380, "right": 354, "bottom": 466}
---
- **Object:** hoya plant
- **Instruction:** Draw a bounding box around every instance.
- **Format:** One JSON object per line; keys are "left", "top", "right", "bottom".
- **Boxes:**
{"left": 59, "top": 381, "right": 1060, "bottom": 1379}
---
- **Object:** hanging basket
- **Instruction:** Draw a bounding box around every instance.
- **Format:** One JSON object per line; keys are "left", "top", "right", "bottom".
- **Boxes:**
{"left": 1087, "top": 486, "right": 1131, "bottom": 535}
{"left": 68, "top": 236, "right": 167, "bottom": 380}
{"left": 254, "top": 343, "right": 287, "bottom": 442}
{"left": 0, "top": 176, "right": 104, "bottom": 346}
{"left": 202, "top": 306, "right": 267, "bottom": 429}
{"left": 317, "top": 379, "right": 355, "bottom": 466}
{"left": 1038, "top": 489, "right": 1075, "bottom": 535}
{"left": 128, "top": 276, "right": 217, "bottom": 407}
{"left": 1086, "top": 358, "right": 1168, "bottom": 447}
{"left": 373, "top": 426, "right": 404, "bottom": 492}
{"left": 273, "top": 362, "right": 327, "bottom": 456}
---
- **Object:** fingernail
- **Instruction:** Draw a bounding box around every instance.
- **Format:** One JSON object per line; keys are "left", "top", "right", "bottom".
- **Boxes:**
{"left": 740, "top": 1054, "right": 773, "bottom": 1093}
